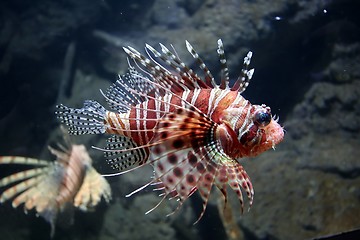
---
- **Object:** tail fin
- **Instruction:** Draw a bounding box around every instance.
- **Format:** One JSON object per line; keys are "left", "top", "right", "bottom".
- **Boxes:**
{"left": 56, "top": 100, "right": 107, "bottom": 135}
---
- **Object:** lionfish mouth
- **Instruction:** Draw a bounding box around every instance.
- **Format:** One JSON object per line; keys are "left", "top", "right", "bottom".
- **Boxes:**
{"left": 266, "top": 120, "right": 285, "bottom": 150}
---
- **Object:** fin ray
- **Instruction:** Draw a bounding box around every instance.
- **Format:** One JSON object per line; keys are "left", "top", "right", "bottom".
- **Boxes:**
{"left": 56, "top": 100, "right": 107, "bottom": 135}
{"left": 185, "top": 40, "right": 217, "bottom": 88}
{"left": 148, "top": 106, "right": 254, "bottom": 220}
{"left": 232, "top": 51, "right": 254, "bottom": 92}
{"left": 74, "top": 167, "right": 111, "bottom": 211}
{"left": 104, "top": 135, "right": 148, "bottom": 171}
{"left": 217, "top": 39, "right": 230, "bottom": 89}
{"left": 0, "top": 174, "right": 45, "bottom": 203}
{"left": 0, "top": 167, "right": 48, "bottom": 187}
{"left": 0, "top": 156, "right": 49, "bottom": 166}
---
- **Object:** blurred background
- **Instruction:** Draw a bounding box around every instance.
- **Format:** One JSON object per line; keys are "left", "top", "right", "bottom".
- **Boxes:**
{"left": 0, "top": 0, "right": 359, "bottom": 239}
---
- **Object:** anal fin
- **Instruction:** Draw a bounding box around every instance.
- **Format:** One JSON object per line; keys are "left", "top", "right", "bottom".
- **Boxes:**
{"left": 104, "top": 135, "right": 149, "bottom": 172}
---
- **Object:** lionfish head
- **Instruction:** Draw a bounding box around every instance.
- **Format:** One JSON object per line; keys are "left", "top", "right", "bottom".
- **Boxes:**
{"left": 237, "top": 104, "right": 284, "bottom": 157}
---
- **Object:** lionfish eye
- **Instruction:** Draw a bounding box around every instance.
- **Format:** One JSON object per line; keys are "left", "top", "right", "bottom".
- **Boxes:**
{"left": 254, "top": 111, "right": 271, "bottom": 127}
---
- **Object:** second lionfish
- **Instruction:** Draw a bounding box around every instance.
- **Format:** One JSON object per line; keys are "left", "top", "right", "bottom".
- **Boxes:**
{"left": 56, "top": 39, "right": 284, "bottom": 222}
{"left": 0, "top": 127, "right": 112, "bottom": 237}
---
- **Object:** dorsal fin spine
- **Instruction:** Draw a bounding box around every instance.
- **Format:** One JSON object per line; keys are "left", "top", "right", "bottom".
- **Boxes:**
{"left": 217, "top": 39, "right": 230, "bottom": 90}
{"left": 232, "top": 51, "right": 254, "bottom": 92}
{"left": 185, "top": 40, "right": 217, "bottom": 88}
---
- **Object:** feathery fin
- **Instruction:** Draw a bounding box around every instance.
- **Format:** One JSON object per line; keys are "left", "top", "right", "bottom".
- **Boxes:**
{"left": 0, "top": 156, "right": 49, "bottom": 166}
{"left": 104, "top": 135, "right": 148, "bottom": 171}
{"left": 74, "top": 166, "right": 112, "bottom": 211}
{"left": 56, "top": 100, "right": 107, "bottom": 135}
{"left": 147, "top": 106, "right": 254, "bottom": 221}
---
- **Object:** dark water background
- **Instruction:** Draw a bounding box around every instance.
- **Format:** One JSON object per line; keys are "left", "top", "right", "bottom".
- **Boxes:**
{"left": 0, "top": 0, "right": 359, "bottom": 239}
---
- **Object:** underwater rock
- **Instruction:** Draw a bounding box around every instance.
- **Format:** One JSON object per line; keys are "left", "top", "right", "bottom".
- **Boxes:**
{"left": 1, "top": 0, "right": 358, "bottom": 239}
{"left": 99, "top": 195, "right": 177, "bottom": 240}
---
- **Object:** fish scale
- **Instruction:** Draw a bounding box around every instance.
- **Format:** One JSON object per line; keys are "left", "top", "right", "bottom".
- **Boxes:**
{"left": 56, "top": 39, "right": 284, "bottom": 222}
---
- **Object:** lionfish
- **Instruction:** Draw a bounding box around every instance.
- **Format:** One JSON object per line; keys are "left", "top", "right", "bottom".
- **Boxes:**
{"left": 56, "top": 39, "right": 284, "bottom": 222}
{"left": 0, "top": 127, "right": 112, "bottom": 237}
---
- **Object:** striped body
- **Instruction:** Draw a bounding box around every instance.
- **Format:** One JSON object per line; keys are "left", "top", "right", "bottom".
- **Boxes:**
{"left": 105, "top": 88, "right": 249, "bottom": 153}
{"left": 56, "top": 39, "right": 284, "bottom": 223}
{"left": 0, "top": 129, "right": 112, "bottom": 237}
{"left": 51, "top": 145, "right": 88, "bottom": 208}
